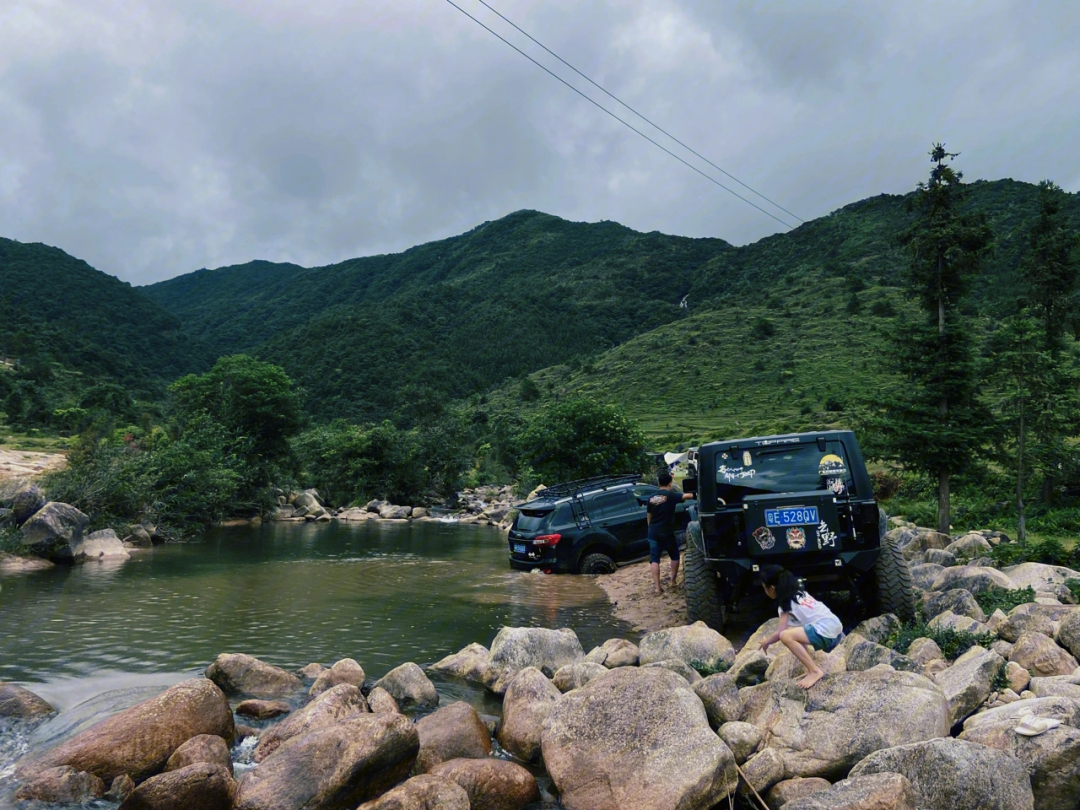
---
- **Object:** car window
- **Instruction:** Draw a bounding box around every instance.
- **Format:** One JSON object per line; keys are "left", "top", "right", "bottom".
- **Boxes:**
{"left": 515, "top": 508, "right": 553, "bottom": 532}
{"left": 715, "top": 440, "right": 854, "bottom": 504}
{"left": 590, "top": 490, "right": 636, "bottom": 518}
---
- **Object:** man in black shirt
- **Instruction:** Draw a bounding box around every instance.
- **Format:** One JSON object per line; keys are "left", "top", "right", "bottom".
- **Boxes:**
{"left": 647, "top": 471, "right": 694, "bottom": 595}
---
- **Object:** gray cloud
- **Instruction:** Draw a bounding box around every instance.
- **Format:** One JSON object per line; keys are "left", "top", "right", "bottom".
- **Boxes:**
{"left": 0, "top": 0, "right": 1077, "bottom": 286}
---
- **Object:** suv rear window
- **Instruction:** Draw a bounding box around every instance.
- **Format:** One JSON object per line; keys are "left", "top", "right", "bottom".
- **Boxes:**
{"left": 515, "top": 508, "right": 554, "bottom": 532}
{"left": 715, "top": 440, "right": 854, "bottom": 504}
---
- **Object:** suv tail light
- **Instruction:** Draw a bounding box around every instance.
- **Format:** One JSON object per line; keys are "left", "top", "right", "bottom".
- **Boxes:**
{"left": 534, "top": 534, "right": 562, "bottom": 546}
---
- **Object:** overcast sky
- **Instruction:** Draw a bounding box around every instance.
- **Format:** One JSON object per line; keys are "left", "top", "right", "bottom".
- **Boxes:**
{"left": 2, "top": 0, "right": 1078, "bottom": 286}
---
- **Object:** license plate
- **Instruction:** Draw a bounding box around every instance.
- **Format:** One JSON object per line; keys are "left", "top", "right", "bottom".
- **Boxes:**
{"left": 765, "top": 507, "right": 819, "bottom": 527}
{"left": 514, "top": 544, "right": 527, "bottom": 554}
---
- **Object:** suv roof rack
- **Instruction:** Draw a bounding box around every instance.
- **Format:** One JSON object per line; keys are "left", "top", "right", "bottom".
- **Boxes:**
{"left": 529, "top": 473, "right": 643, "bottom": 502}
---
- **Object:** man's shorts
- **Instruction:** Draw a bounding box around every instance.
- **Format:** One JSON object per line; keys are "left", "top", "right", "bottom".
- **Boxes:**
{"left": 648, "top": 534, "right": 679, "bottom": 564}
{"left": 804, "top": 624, "right": 843, "bottom": 652}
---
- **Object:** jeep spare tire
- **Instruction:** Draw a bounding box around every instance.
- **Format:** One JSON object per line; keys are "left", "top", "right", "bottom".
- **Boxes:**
{"left": 683, "top": 522, "right": 726, "bottom": 631}
{"left": 579, "top": 552, "right": 617, "bottom": 575}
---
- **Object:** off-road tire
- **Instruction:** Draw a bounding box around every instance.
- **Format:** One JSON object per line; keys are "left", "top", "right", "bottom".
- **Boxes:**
{"left": 870, "top": 530, "right": 916, "bottom": 621}
{"left": 683, "top": 522, "right": 726, "bottom": 631}
{"left": 579, "top": 552, "right": 617, "bottom": 575}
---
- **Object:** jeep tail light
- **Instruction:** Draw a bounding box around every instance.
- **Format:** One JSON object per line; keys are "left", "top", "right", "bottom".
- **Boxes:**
{"left": 534, "top": 534, "right": 562, "bottom": 545}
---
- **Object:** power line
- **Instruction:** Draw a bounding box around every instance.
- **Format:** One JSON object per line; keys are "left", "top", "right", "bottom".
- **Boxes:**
{"left": 474, "top": 0, "right": 804, "bottom": 225}
{"left": 442, "top": 0, "right": 798, "bottom": 230}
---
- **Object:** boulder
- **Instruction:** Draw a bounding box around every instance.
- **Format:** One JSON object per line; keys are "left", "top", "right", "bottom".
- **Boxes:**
{"left": 292, "top": 489, "right": 322, "bottom": 510}
{"left": 75, "top": 527, "right": 130, "bottom": 560}
{"left": 497, "top": 667, "right": 562, "bottom": 762}
{"left": 411, "top": 507, "right": 429, "bottom": 519}
{"left": 414, "top": 701, "right": 492, "bottom": 773}
{"left": 540, "top": 666, "right": 736, "bottom": 810}
{"left": 372, "top": 662, "right": 439, "bottom": 711}
{"left": 737, "top": 748, "right": 785, "bottom": 802}
{"left": 429, "top": 643, "right": 491, "bottom": 685}
{"left": 1009, "top": 631, "right": 1079, "bottom": 677}
{"left": 254, "top": 683, "right": 369, "bottom": 762}
{"left": 845, "top": 640, "right": 920, "bottom": 673}
{"left": 584, "top": 638, "right": 639, "bottom": 668}
{"left": 932, "top": 646, "right": 1005, "bottom": 725}
{"left": 485, "top": 627, "right": 584, "bottom": 694}
{"left": 298, "top": 662, "right": 326, "bottom": 680}
{"left": 961, "top": 695, "right": 1080, "bottom": 735}
{"left": 641, "top": 657, "right": 702, "bottom": 684}
{"left": 780, "top": 772, "right": 917, "bottom": 810}
{"left": 742, "top": 617, "right": 781, "bottom": 652}
{"left": 16, "top": 677, "right": 234, "bottom": 784}
{"left": 429, "top": 758, "right": 540, "bottom": 810}
{"left": 718, "top": 720, "right": 763, "bottom": 763}
{"left": 925, "top": 548, "right": 958, "bottom": 567}
{"left": 368, "top": 686, "right": 401, "bottom": 714}
{"left": 929, "top": 566, "right": 1015, "bottom": 595}
{"left": 908, "top": 562, "right": 945, "bottom": 591}
{"left": 117, "top": 763, "right": 236, "bottom": 810}
{"left": 907, "top": 637, "right": 944, "bottom": 667}
{"left": 0, "top": 552, "right": 54, "bottom": 572}
{"left": 378, "top": 504, "right": 413, "bottom": 520}
{"left": 1004, "top": 562, "right": 1080, "bottom": 592}
{"left": 309, "top": 658, "right": 366, "bottom": 697}
{"left": 235, "top": 713, "right": 419, "bottom": 810}
{"left": 356, "top": 774, "right": 470, "bottom": 810}
{"left": 765, "top": 777, "right": 832, "bottom": 810}
{"left": 1006, "top": 660, "right": 1031, "bottom": 693}
{"left": 19, "top": 502, "right": 90, "bottom": 562}
{"left": 10, "top": 482, "right": 46, "bottom": 525}
{"left": 235, "top": 699, "right": 291, "bottom": 720}
{"left": 165, "top": 734, "right": 233, "bottom": 774}
{"left": 998, "top": 609, "right": 1058, "bottom": 644}
{"left": 765, "top": 646, "right": 844, "bottom": 682}
{"left": 1027, "top": 672, "right": 1080, "bottom": 700}
{"left": 739, "top": 667, "right": 950, "bottom": 779}
{"left": 927, "top": 610, "right": 988, "bottom": 635}
{"left": 107, "top": 774, "right": 136, "bottom": 802}
{"left": 204, "top": 653, "right": 303, "bottom": 698}
{"left": 1056, "top": 610, "right": 1080, "bottom": 659}
{"left": 692, "top": 672, "right": 741, "bottom": 728}
{"left": 638, "top": 621, "right": 735, "bottom": 672}
{"left": 0, "top": 682, "right": 55, "bottom": 717}
{"left": 947, "top": 533, "right": 993, "bottom": 560}
{"left": 728, "top": 649, "right": 770, "bottom": 686}
{"left": 552, "top": 661, "right": 608, "bottom": 692}
{"left": 924, "top": 589, "right": 986, "bottom": 623}
{"left": 849, "top": 737, "right": 1034, "bottom": 810}
{"left": 850, "top": 614, "right": 901, "bottom": 645}
{"left": 14, "top": 766, "right": 105, "bottom": 803}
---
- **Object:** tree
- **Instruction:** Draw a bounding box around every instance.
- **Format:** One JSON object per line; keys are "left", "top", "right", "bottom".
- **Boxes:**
{"left": 868, "top": 145, "right": 993, "bottom": 533}
{"left": 518, "top": 398, "right": 647, "bottom": 483}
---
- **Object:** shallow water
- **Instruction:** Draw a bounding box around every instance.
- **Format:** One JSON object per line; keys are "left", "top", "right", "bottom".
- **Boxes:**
{"left": 0, "top": 519, "right": 635, "bottom": 801}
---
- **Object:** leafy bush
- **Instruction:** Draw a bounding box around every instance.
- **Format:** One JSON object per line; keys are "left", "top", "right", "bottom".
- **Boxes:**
{"left": 990, "top": 541, "right": 1030, "bottom": 567}
{"left": 1066, "top": 579, "right": 1080, "bottom": 604}
{"left": 885, "top": 619, "right": 996, "bottom": 661}
{"left": 975, "top": 586, "right": 1035, "bottom": 615}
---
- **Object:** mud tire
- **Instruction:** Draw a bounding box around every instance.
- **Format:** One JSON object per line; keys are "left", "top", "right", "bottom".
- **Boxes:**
{"left": 870, "top": 529, "right": 916, "bottom": 621}
{"left": 683, "top": 522, "right": 726, "bottom": 631}
{"left": 579, "top": 552, "right": 617, "bottom": 575}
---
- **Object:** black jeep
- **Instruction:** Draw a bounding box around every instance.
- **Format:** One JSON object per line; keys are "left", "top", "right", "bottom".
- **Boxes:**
{"left": 680, "top": 429, "right": 914, "bottom": 630}
{"left": 507, "top": 474, "right": 691, "bottom": 574}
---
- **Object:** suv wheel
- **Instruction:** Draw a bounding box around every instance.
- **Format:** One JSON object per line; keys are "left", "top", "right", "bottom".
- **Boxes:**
{"left": 683, "top": 522, "right": 726, "bottom": 631}
{"left": 579, "top": 552, "right": 617, "bottom": 575}
{"left": 868, "top": 530, "right": 916, "bottom": 621}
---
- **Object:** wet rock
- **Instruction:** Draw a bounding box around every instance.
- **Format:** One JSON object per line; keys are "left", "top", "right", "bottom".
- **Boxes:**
{"left": 497, "top": 667, "right": 561, "bottom": 762}
{"left": 235, "top": 713, "right": 419, "bottom": 810}
{"left": 849, "top": 737, "right": 1034, "bottom": 810}
{"left": 552, "top": 661, "right": 608, "bottom": 692}
{"left": 924, "top": 589, "right": 986, "bottom": 623}
{"left": 932, "top": 646, "right": 1005, "bottom": 726}
{"left": 541, "top": 666, "right": 736, "bottom": 810}
{"left": 429, "top": 643, "right": 491, "bottom": 685}
{"left": 165, "top": 734, "right": 232, "bottom": 774}
{"left": 125, "top": 525, "right": 154, "bottom": 547}
{"left": 118, "top": 763, "right": 236, "bottom": 810}
{"left": 235, "top": 699, "right": 291, "bottom": 720}
{"left": 0, "top": 552, "right": 54, "bottom": 572}
{"left": 1009, "top": 631, "right": 1079, "bottom": 677}
{"left": 309, "top": 658, "right": 366, "bottom": 697}
{"left": 765, "top": 777, "right": 832, "bottom": 810}
{"left": 638, "top": 621, "right": 735, "bottom": 672}
{"left": 692, "top": 672, "right": 741, "bottom": 728}
{"left": 14, "top": 766, "right": 106, "bottom": 803}
{"left": 76, "top": 527, "right": 130, "bottom": 560}
{"left": 415, "top": 701, "right": 492, "bottom": 773}
{"left": 584, "top": 638, "right": 639, "bottom": 668}
{"left": 739, "top": 667, "right": 950, "bottom": 779}
{"left": 429, "top": 758, "right": 540, "bottom": 810}
{"left": 19, "top": 502, "right": 90, "bottom": 562}
{"left": 106, "top": 774, "right": 136, "bottom": 802}
{"left": 254, "top": 682, "right": 369, "bottom": 762}
{"left": 367, "top": 686, "right": 401, "bottom": 714}
{"left": 0, "top": 682, "right": 55, "bottom": 717}
{"left": 737, "top": 748, "right": 785, "bottom": 802}
{"left": 641, "top": 657, "right": 702, "bottom": 684}
{"left": 356, "top": 774, "right": 470, "bottom": 810}
{"left": 372, "top": 662, "right": 438, "bottom": 711}
{"left": 204, "top": 653, "right": 303, "bottom": 698}
{"left": 485, "top": 626, "right": 584, "bottom": 694}
{"left": 16, "top": 677, "right": 234, "bottom": 784}
{"left": 781, "top": 772, "right": 917, "bottom": 810}
{"left": 298, "top": 662, "right": 326, "bottom": 679}
{"left": 718, "top": 720, "right": 763, "bottom": 763}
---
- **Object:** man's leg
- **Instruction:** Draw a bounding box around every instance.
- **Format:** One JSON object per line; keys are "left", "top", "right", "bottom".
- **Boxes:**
{"left": 669, "top": 556, "right": 679, "bottom": 588}
{"left": 651, "top": 562, "right": 662, "bottom": 594}
{"left": 779, "top": 627, "right": 826, "bottom": 689}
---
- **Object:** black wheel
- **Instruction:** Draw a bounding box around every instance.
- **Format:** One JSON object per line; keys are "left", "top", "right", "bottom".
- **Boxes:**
{"left": 868, "top": 529, "right": 916, "bottom": 621}
{"left": 579, "top": 552, "right": 617, "bottom": 575}
{"left": 683, "top": 522, "right": 726, "bottom": 631}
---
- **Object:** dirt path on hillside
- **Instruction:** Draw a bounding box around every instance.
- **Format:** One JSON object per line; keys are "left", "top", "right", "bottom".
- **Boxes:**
{"left": 0, "top": 449, "right": 67, "bottom": 484}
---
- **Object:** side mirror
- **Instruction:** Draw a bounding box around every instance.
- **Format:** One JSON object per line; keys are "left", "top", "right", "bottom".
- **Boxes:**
{"left": 681, "top": 476, "right": 698, "bottom": 495}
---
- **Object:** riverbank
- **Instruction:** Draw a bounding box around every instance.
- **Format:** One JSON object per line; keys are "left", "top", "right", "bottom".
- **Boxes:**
{"left": 0, "top": 449, "right": 66, "bottom": 483}
{"left": 595, "top": 561, "right": 688, "bottom": 633}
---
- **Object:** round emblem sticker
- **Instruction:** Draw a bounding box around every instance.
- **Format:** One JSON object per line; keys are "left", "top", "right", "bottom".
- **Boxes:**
{"left": 786, "top": 527, "right": 806, "bottom": 550}
{"left": 752, "top": 526, "right": 776, "bottom": 550}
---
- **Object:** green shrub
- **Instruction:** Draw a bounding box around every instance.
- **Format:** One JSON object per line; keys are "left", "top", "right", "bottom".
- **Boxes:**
{"left": 976, "top": 586, "right": 1035, "bottom": 615}
{"left": 1032, "top": 538, "right": 1068, "bottom": 566}
{"left": 885, "top": 618, "right": 996, "bottom": 661}
{"left": 990, "top": 541, "right": 1030, "bottom": 568}
{"left": 1066, "top": 579, "right": 1080, "bottom": 604}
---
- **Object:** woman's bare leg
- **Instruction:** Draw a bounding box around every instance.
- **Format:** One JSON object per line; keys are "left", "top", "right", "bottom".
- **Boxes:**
{"left": 779, "top": 627, "right": 825, "bottom": 689}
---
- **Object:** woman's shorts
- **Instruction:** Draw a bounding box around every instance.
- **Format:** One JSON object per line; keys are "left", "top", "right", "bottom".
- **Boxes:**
{"left": 648, "top": 535, "right": 679, "bottom": 564}
{"left": 804, "top": 624, "right": 843, "bottom": 652}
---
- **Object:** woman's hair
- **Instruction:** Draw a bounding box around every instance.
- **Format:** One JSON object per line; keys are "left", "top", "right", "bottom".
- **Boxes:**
{"left": 758, "top": 564, "right": 803, "bottom": 612}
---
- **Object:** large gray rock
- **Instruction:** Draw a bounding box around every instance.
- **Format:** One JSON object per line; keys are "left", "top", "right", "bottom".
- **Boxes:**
{"left": 414, "top": 701, "right": 492, "bottom": 773}
{"left": 75, "top": 528, "right": 130, "bottom": 560}
{"left": 372, "top": 662, "right": 439, "bottom": 711}
{"left": 356, "top": 774, "right": 470, "bottom": 810}
{"left": 485, "top": 627, "right": 584, "bottom": 694}
{"left": 498, "top": 667, "right": 562, "bottom": 762}
{"left": 14, "top": 766, "right": 105, "bottom": 804}
{"left": 117, "top": 763, "right": 236, "bottom": 810}
{"left": 909, "top": 563, "right": 946, "bottom": 591}
{"left": 429, "top": 758, "right": 540, "bottom": 810}
{"left": 961, "top": 695, "right": 1080, "bottom": 735}
{"left": 584, "top": 638, "right": 639, "bottom": 668}
{"left": 718, "top": 720, "right": 763, "bottom": 763}
{"left": 692, "top": 672, "right": 741, "bottom": 728}
{"left": 641, "top": 657, "right": 702, "bottom": 684}
{"left": 429, "top": 643, "right": 491, "bottom": 685}
{"left": 1055, "top": 610, "right": 1080, "bottom": 659}
{"left": 19, "top": 502, "right": 90, "bottom": 562}
{"left": 924, "top": 589, "right": 986, "bottom": 623}
{"left": 728, "top": 649, "right": 770, "bottom": 686}
{"left": 947, "top": 533, "right": 993, "bottom": 560}
{"left": 1004, "top": 562, "right": 1080, "bottom": 592}
{"left": 930, "top": 566, "right": 1016, "bottom": 595}
{"left": 845, "top": 640, "right": 921, "bottom": 673}
{"left": 638, "top": 621, "right": 735, "bottom": 672}
{"left": 367, "top": 687, "right": 401, "bottom": 714}
{"left": 164, "top": 734, "right": 232, "bottom": 774}
{"left": 0, "top": 682, "right": 55, "bottom": 717}
{"left": 737, "top": 748, "right": 785, "bottom": 802}
{"left": 254, "top": 683, "right": 369, "bottom": 762}
{"left": 849, "top": 615, "right": 901, "bottom": 645}
{"left": 933, "top": 646, "right": 1005, "bottom": 725}
{"left": 378, "top": 504, "right": 413, "bottom": 520}
{"left": 1009, "top": 631, "right": 1079, "bottom": 677}
{"left": 16, "top": 678, "right": 234, "bottom": 784}
{"left": 781, "top": 772, "right": 917, "bottom": 810}
{"left": 927, "top": 610, "right": 988, "bottom": 635}
{"left": 849, "top": 737, "right": 1034, "bottom": 810}
{"left": 1027, "top": 672, "right": 1080, "bottom": 700}
{"left": 10, "top": 483, "right": 46, "bottom": 525}
{"left": 235, "top": 713, "right": 419, "bottom": 810}
{"left": 204, "top": 653, "right": 303, "bottom": 698}
{"left": 552, "top": 661, "right": 608, "bottom": 692}
{"left": 739, "top": 666, "right": 950, "bottom": 779}
{"left": 540, "top": 666, "right": 736, "bottom": 810}
{"left": 998, "top": 609, "right": 1058, "bottom": 644}
{"left": 309, "top": 658, "right": 366, "bottom": 697}
{"left": 765, "top": 777, "right": 832, "bottom": 810}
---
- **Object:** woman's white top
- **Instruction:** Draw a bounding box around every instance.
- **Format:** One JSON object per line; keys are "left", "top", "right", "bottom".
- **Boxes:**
{"left": 779, "top": 592, "right": 843, "bottom": 639}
